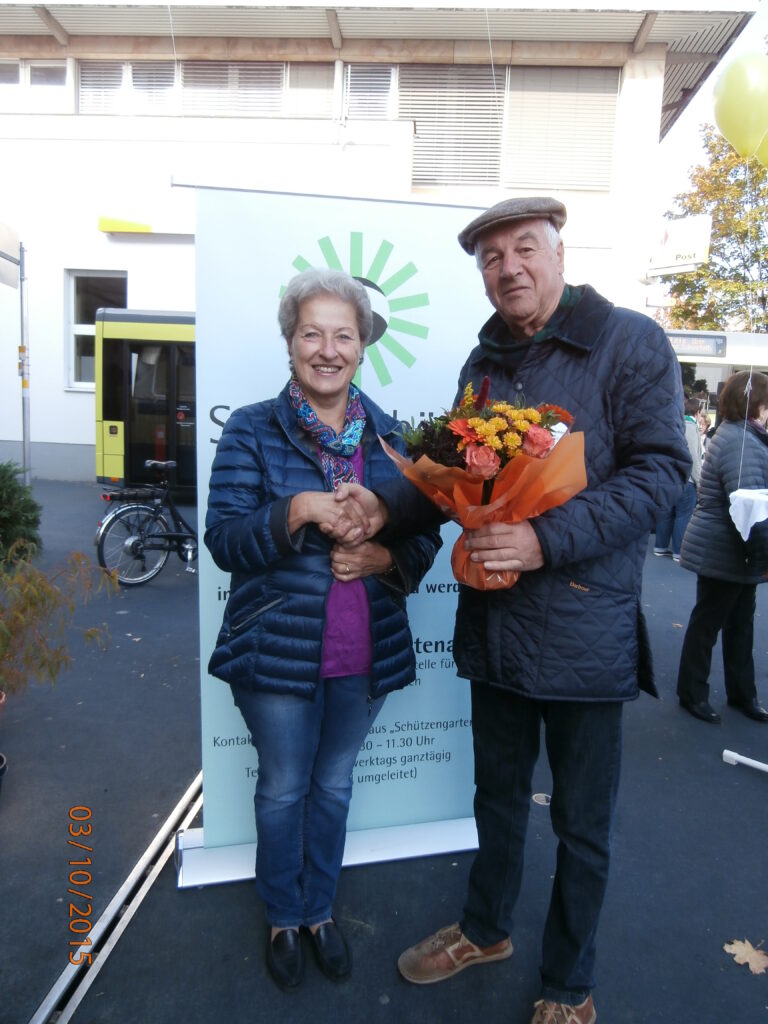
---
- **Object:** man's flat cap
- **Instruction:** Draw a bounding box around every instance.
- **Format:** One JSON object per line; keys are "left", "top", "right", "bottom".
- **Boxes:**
{"left": 458, "top": 197, "right": 567, "bottom": 254}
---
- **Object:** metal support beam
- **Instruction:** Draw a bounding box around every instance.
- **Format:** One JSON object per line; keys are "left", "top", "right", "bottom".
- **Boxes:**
{"left": 33, "top": 6, "right": 70, "bottom": 45}
{"left": 326, "top": 8, "right": 342, "bottom": 50}
{"left": 632, "top": 12, "right": 656, "bottom": 53}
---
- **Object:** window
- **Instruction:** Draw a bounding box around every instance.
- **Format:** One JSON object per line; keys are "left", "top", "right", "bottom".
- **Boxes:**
{"left": 344, "top": 64, "right": 395, "bottom": 119}
{"left": 0, "top": 59, "right": 71, "bottom": 112}
{"left": 284, "top": 63, "right": 334, "bottom": 118}
{"left": 502, "top": 67, "right": 618, "bottom": 190}
{"left": 399, "top": 65, "right": 503, "bottom": 186}
{"left": 68, "top": 272, "right": 127, "bottom": 387}
{"left": 181, "top": 61, "right": 284, "bottom": 116}
{"left": 343, "top": 62, "right": 617, "bottom": 190}
{"left": 131, "top": 61, "right": 176, "bottom": 114}
{"left": 0, "top": 62, "right": 20, "bottom": 85}
{"left": 79, "top": 61, "right": 126, "bottom": 114}
{"left": 30, "top": 64, "right": 67, "bottom": 87}
{"left": 78, "top": 59, "right": 335, "bottom": 118}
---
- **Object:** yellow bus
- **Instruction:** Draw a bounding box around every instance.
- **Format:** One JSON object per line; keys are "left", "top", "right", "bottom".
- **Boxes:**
{"left": 95, "top": 308, "right": 196, "bottom": 495}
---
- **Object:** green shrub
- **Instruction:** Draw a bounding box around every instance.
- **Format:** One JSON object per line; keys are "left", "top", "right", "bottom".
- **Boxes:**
{"left": 0, "top": 462, "right": 42, "bottom": 560}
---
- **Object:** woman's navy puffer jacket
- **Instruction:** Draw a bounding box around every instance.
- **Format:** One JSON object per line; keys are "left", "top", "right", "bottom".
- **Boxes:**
{"left": 680, "top": 419, "right": 768, "bottom": 583}
{"left": 204, "top": 382, "right": 442, "bottom": 699}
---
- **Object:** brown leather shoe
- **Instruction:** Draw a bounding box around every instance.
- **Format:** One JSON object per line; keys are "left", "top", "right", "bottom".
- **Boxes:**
{"left": 397, "top": 922, "right": 513, "bottom": 984}
{"left": 530, "top": 995, "right": 596, "bottom": 1024}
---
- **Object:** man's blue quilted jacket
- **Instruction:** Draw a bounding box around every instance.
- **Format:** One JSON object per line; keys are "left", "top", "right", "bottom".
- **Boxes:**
{"left": 451, "top": 285, "right": 690, "bottom": 700}
{"left": 204, "top": 383, "right": 441, "bottom": 700}
{"left": 376, "top": 284, "right": 691, "bottom": 701}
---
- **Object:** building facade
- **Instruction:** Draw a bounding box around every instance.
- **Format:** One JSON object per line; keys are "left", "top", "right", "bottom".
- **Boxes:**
{"left": 0, "top": 1, "right": 754, "bottom": 478}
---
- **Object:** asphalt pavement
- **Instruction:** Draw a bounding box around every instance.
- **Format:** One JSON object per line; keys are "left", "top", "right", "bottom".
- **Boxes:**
{"left": 1, "top": 480, "right": 767, "bottom": 1024}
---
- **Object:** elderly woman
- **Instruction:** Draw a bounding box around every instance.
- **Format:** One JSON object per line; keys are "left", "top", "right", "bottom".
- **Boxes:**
{"left": 677, "top": 370, "right": 768, "bottom": 724}
{"left": 204, "top": 268, "right": 441, "bottom": 990}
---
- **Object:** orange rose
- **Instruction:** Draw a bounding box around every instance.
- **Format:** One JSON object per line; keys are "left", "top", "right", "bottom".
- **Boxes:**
{"left": 521, "top": 424, "right": 555, "bottom": 458}
{"left": 464, "top": 443, "right": 501, "bottom": 479}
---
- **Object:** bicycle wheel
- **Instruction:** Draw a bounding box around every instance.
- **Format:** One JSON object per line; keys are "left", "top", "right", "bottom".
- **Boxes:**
{"left": 97, "top": 505, "right": 171, "bottom": 585}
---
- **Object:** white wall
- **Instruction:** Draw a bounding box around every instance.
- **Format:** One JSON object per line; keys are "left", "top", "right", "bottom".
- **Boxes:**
{"left": 0, "top": 115, "right": 414, "bottom": 476}
{"left": 0, "top": 47, "right": 672, "bottom": 480}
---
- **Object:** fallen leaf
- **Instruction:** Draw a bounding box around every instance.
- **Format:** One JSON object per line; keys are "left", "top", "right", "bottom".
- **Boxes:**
{"left": 724, "top": 939, "right": 768, "bottom": 975}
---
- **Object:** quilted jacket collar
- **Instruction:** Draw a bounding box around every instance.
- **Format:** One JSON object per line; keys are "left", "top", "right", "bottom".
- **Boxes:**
{"left": 479, "top": 283, "right": 615, "bottom": 355}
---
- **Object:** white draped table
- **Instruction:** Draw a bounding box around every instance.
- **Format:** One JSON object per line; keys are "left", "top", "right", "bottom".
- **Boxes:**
{"left": 729, "top": 487, "right": 768, "bottom": 541}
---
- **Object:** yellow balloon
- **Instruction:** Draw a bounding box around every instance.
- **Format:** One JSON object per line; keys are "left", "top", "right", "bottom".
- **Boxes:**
{"left": 755, "top": 129, "right": 768, "bottom": 167}
{"left": 713, "top": 52, "right": 768, "bottom": 157}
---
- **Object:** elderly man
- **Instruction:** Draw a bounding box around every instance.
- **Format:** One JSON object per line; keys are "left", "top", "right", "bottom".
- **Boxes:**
{"left": 339, "top": 196, "right": 690, "bottom": 1023}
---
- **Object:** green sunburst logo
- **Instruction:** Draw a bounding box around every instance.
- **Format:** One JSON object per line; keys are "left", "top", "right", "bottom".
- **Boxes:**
{"left": 286, "top": 231, "right": 430, "bottom": 387}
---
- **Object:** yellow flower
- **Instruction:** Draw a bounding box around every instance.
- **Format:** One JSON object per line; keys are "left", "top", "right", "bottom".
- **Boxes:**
{"left": 459, "top": 383, "right": 476, "bottom": 411}
{"left": 491, "top": 401, "right": 517, "bottom": 416}
{"left": 503, "top": 431, "right": 523, "bottom": 455}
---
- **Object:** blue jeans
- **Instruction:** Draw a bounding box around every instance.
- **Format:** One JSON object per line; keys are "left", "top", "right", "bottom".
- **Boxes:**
{"left": 232, "top": 675, "right": 383, "bottom": 928}
{"left": 461, "top": 683, "right": 623, "bottom": 1004}
{"left": 655, "top": 480, "right": 697, "bottom": 555}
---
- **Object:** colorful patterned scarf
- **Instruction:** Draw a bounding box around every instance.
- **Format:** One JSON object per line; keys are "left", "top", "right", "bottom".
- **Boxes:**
{"left": 289, "top": 379, "right": 366, "bottom": 489}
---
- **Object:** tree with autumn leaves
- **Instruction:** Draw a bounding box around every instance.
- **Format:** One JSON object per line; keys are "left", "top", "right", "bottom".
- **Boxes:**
{"left": 661, "top": 125, "right": 768, "bottom": 333}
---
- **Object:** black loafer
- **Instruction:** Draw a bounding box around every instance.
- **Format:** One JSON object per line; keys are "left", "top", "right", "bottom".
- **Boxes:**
{"left": 727, "top": 697, "right": 768, "bottom": 722}
{"left": 307, "top": 920, "right": 351, "bottom": 981}
{"left": 679, "top": 698, "right": 721, "bottom": 724}
{"left": 266, "top": 928, "right": 304, "bottom": 990}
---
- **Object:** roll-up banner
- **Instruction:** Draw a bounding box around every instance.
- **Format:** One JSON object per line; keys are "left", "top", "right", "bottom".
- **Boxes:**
{"left": 180, "top": 187, "right": 500, "bottom": 886}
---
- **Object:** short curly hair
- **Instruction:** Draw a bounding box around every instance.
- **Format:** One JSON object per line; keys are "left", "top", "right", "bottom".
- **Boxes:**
{"left": 277, "top": 268, "right": 373, "bottom": 346}
{"left": 718, "top": 369, "right": 768, "bottom": 422}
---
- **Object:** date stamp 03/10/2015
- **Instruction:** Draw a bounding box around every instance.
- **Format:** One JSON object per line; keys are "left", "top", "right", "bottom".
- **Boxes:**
{"left": 67, "top": 806, "right": 94, "bottom": 966}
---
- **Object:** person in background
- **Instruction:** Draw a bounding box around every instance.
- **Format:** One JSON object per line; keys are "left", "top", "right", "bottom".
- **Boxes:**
{"left": 676, "top": 369, "right": 768, "bottom": 724}
{"left": 204, "top": 268, "right": 441, "bottom": 990}
{"left": 653, "top": 397, "right": 702, "bottom": 561}
{"left": 340, "top": 196, "right": 690, "bottom": 1024}
{"left": 695, "top": 406, "right": 713, "bottom": 456}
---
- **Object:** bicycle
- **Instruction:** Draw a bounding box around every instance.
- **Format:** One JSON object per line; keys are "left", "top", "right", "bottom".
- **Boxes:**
{"left": 94, "top": 460, "right": 198, "bottom": 586}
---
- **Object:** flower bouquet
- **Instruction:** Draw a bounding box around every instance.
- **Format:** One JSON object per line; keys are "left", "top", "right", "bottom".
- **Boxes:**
{"left": 380, "top": 377, "right": 587, "bottom": 590}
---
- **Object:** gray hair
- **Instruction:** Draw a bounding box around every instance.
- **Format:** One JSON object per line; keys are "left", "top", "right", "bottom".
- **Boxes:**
{"left": 474, "top": 218, "right": 561, "bottom": 268}
{"left": 278, "top": 268, "right": 373, "bottom": 345}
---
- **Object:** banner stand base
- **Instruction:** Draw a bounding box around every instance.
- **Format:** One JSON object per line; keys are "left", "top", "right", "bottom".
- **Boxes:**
{"left": 175, "top": 817, "right": 478, "bottom": 889}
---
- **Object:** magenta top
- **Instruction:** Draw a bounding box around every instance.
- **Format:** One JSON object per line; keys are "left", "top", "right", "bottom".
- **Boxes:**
{"left": 320, "top": 446, "right": 373, "bottom": 679}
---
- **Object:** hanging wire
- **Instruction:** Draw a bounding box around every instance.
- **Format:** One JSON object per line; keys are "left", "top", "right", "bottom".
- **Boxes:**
{"left": 745, "top": 157, "right": 753, "bottom": 331}
{"left": 484, "top": 7, "right": 503, "bottom": 134}
{"left": 736, "top": 367, "right": 754, "bottom": 489}
{"left": 167, "top": 4, "right": 178, "bottom": 64}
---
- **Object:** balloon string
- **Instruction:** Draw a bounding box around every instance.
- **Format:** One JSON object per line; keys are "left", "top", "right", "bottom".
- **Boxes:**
{"left": 737, "top": 367, "right": 754, "bottom": 490}
{"left": 746, "top": 158, "right": 753, "bottom": 331}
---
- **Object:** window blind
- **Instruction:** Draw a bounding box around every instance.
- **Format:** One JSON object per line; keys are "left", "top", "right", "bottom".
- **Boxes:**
{"left": 398, "top": 65, "right": 503, "bottom": 186}
{"left": 181, "top": 62, "right": 284, "bottom": 116}
{"left": 502, "top": 67, "right": 618, "bottom": 190}
{"left": 79, "top": 61, "right": 125, "bottom": 114}
{"left": 344, "top": 63, "right": 394, "bottom": 119}
{"left": 130, "top": 62, "right": 176, "bottom": 113}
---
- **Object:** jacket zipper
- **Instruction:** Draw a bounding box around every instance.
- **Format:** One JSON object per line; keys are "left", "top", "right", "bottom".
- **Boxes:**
{"left": 229, "top": 595, "right": 284, "bottom": 637}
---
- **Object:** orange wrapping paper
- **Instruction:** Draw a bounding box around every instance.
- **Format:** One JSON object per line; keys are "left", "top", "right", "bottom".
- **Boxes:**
{"left": 380, "top": 433, "right": 587, "bottom": 590}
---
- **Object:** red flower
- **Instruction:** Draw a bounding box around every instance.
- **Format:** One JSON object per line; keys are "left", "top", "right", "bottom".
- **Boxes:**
{"left": 448, "top": 419, "right": 480, "bottom": 443}
{"left": 521, "top": 423, "right": 556, "bottom": 457}
{"left": 464, "top": 443, "right": 501, "bottom": 479}
{"left": 538, "top": 403, "right": 574, "bottom": 426}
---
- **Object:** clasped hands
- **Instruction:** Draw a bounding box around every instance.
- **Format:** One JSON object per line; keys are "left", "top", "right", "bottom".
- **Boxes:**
{"left": 289, "top": 484, "right": 391, "bottom": 582}
{"left": 312, "top": 485, "right": 543, "bottom": 576}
